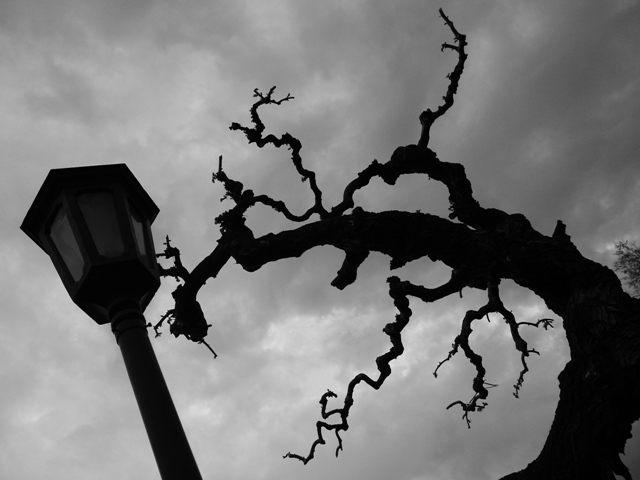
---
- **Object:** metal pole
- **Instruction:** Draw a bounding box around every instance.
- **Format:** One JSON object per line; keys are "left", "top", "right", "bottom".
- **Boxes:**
{"left": 110, "top": 300, "right": 203, "bottom": 480}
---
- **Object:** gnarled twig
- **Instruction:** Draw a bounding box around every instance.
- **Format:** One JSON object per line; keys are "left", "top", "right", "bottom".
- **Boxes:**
{"left": 417, "top": 8, "right": 468, "bottom": 148}
{"left": 284, "top": 271, "right": 467, "bottom": 463}
{"left": 228, "top": 87, "right": 329, "bottom": 221}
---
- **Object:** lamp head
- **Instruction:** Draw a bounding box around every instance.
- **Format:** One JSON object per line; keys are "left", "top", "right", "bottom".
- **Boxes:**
{"left": 21, "top": 164, "right": 161, "bottom": 324}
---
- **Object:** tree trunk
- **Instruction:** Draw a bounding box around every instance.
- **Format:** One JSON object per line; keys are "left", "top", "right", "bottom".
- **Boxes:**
{"left": 502, "top": 271, "right": 640, "bottom": 480}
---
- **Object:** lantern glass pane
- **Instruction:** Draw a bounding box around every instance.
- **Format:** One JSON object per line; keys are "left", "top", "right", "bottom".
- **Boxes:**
{"left": 77, "top": 191, "right": 125, "bottom": 258}
{"left": 129, "top": 202, "right": 148, "bottom": 262}
{"left": 48, "top": 207, "right": 84, "bottom": 281}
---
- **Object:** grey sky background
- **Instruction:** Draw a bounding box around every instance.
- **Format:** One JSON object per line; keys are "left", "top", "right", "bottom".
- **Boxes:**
{"left": 2, "top": 0, "right": 640, "bottom": 479}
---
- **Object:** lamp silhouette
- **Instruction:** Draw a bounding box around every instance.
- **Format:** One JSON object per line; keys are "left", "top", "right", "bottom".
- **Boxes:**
{"left": 21, "top": 164, "right": 202, "bottom": 480}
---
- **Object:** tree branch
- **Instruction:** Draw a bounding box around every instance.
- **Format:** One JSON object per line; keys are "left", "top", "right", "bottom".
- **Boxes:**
{"left": 157, "top": 235, "right": 190, "bottom": 282}
{"left": 417, "top": 8, "right": 468, "bottom": 148}
{"left": 228, "top": 87, "right": 329, "bottom": 220}
{"left": 284, "top": 271, "right": 467, "bottom": 463}
{"left": 155, "top": 236, "right": 228, "bottom": 356}
{"left": 328, "top": 142, "right": 522, "bottom": 234}
{"left": 433, "top": 279, "right": 548, "bottom": 424}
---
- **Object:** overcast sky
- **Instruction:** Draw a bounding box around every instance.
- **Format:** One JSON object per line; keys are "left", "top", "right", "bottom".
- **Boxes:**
{"left": 2, "top": 0, "right": 640, "bottom": 479}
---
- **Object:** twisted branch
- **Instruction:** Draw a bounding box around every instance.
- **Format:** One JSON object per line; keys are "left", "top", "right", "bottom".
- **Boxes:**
{"left": 157, "top": 235, "right": 189, "bottom": 282}
{"left": 433, "top": 279, "right": 548, "bottom": 425}
{"left": 519, "top": 318, "right": 555, "bottom": 330}
{"left": 417, "top": 8, "right": 468, "bottom": 148}
{"left": 155, "top": 237, "right": 220, "bottom": 357}
{"left": 228, "top": 87, "right": 329, "bottom": 221}
{"left": 284, "top": 271, "right": 467, "bottom": 463}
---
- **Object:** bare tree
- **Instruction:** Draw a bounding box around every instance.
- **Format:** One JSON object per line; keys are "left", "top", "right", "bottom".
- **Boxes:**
{"left": 155, "top": 10, "right": 640, "bottom": 480}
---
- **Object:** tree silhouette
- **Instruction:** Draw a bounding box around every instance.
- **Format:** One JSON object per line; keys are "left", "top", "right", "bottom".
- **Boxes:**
{"left": 156, "top": 10, "right": 640, "bottom": 480}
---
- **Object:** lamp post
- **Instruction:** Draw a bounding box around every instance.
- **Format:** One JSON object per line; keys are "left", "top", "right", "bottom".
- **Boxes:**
{"left": 21, "top": 164, "right": 203, "bottom": 480}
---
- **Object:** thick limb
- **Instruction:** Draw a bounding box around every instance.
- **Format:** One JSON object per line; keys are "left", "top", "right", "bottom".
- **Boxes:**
{"left": 155, "top": 235, "right": 230, "bottom": 355}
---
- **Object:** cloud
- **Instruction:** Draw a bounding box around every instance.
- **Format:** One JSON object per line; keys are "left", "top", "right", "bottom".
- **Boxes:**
{"left": 2, "top": 0, "right": 640, "bottom": 479}
{"left": 23, "top": 61, "right": 106, "bottom": 125}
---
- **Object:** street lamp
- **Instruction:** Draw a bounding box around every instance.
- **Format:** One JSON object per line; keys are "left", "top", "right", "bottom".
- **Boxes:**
{"left": 21, "top": 164, "right": 203, "bottom": 480}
